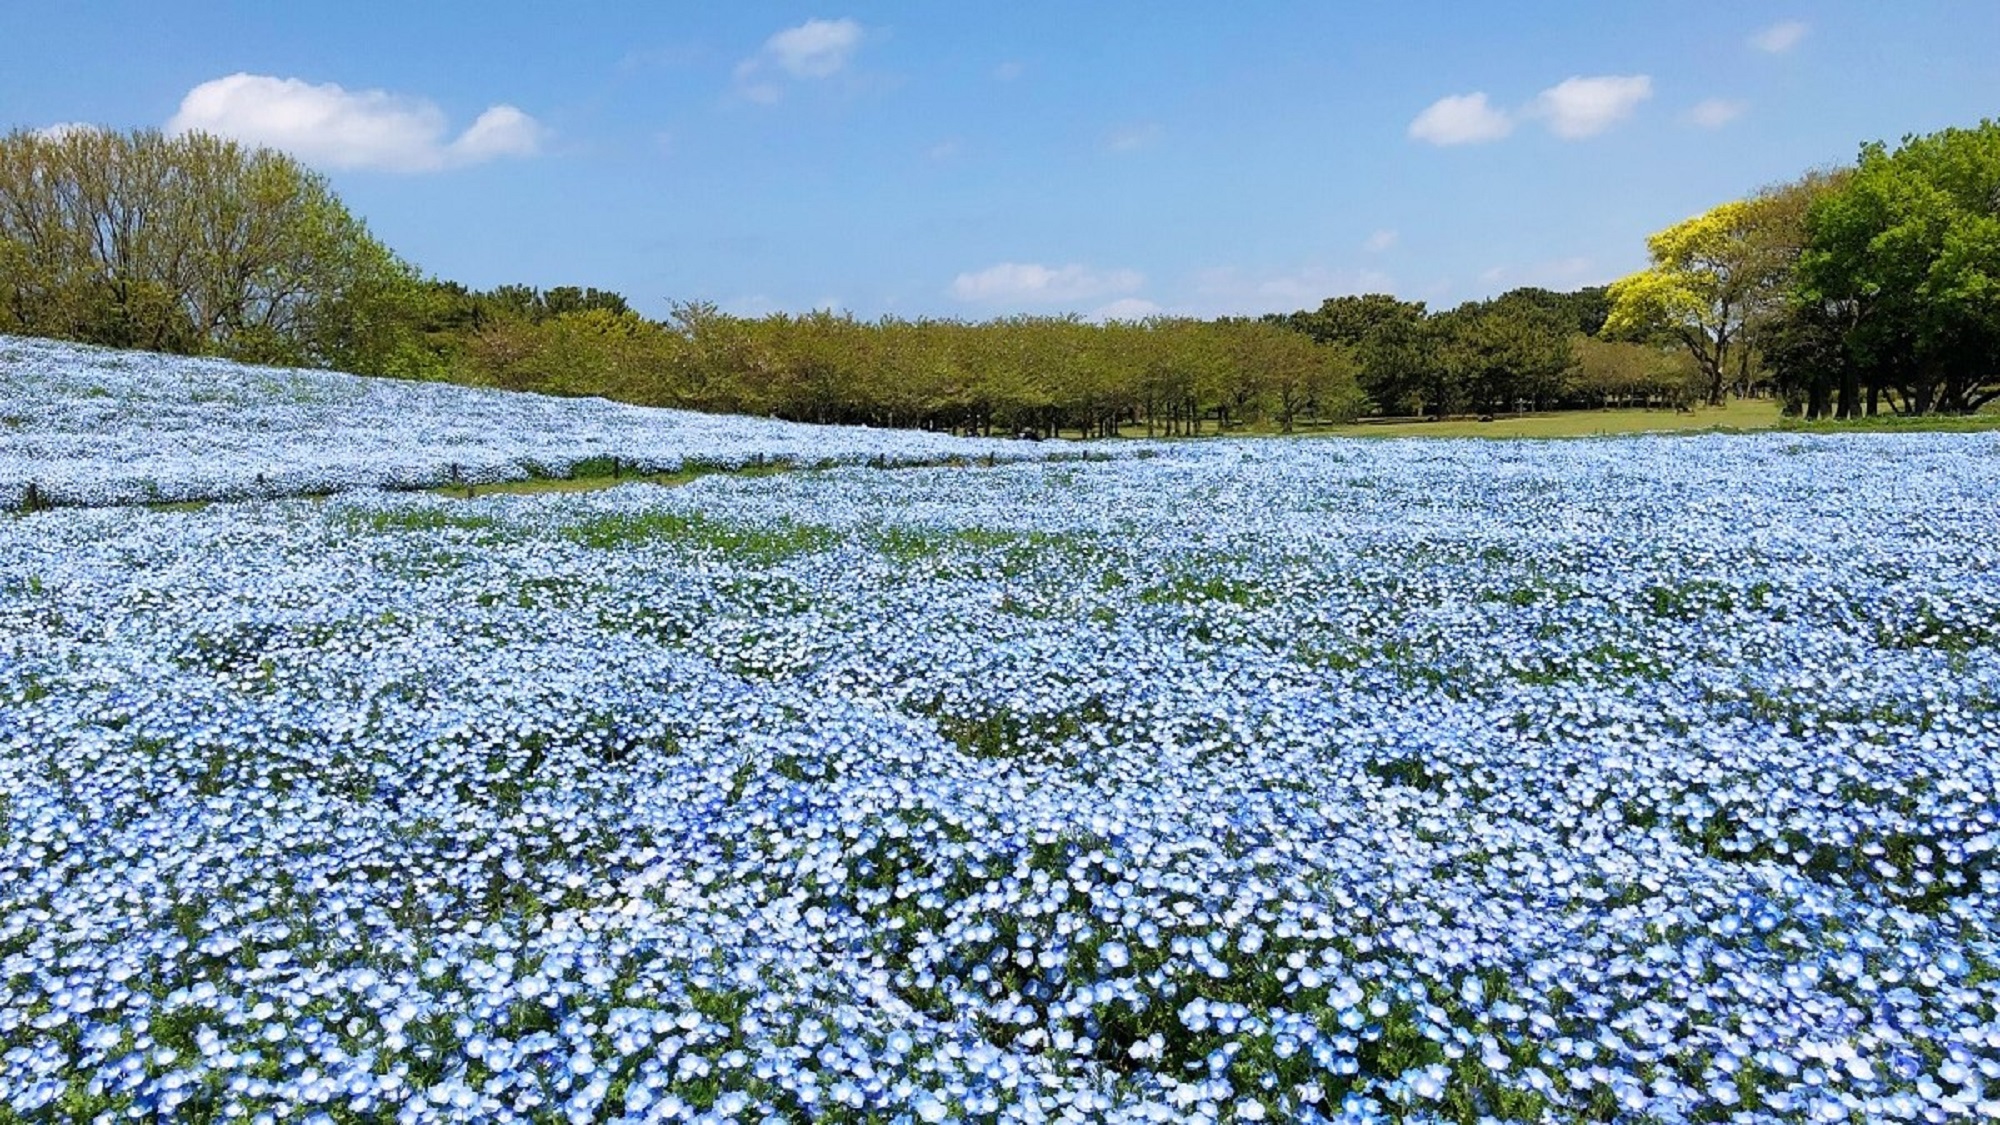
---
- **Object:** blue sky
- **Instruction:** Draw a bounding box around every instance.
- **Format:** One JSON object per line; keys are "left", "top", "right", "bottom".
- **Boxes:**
{"left": 7, "top": 2, "right": 1997, "bottom": 320}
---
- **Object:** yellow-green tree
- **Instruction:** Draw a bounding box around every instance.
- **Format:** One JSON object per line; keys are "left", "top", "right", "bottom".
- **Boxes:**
{"left": 1606, "top": 174, "right": 1845, "bottom": 408}
{"left": 1603, "top": 200, "right": 1760, "bottom": 407}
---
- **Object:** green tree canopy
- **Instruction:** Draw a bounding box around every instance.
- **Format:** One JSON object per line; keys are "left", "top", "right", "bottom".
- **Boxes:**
{"left": 0, "top": 127, "right": 430, "bottom": 376}
{"left": 1603, "top": 199, "right": 1761, "bottom": 407}
{"left": 1796, "top": 121, "right": 2000, "bottom": 414}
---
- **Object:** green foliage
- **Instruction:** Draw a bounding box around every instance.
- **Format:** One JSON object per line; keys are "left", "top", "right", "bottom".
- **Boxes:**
{"left": 1280, "top": 293, "right": 1433, "bottom": 414}
{"left": 1431, "top": 293, "right": 1575, "bottom": 414}
{"left": 0, "top": 127, "right": 432, "bottom": 377}
{"left": 563, "top": 509, "right": 836, "bottom": 564}
{"left": 1604, "top": 200, "right": 1762, "bottom": 407}
{"left": 438, "top": 306, "right": 1369, "bottom": 438}
{"left": 24, "top": 116, "right": 1997, "bottom": 437}
{"left": 1568, "top": 336, "right": 1702, "bottom": 408}
{"left": 1794, "top": 120, "right": 2000, "bottom": 416}
{"left": 1274, "top": 288, "right": 1616, "bottom": 417}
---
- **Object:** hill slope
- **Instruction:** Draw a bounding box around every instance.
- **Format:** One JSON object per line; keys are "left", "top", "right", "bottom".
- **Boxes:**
{"left": 0, "top": 335, "right": 1091, "bottom": 509}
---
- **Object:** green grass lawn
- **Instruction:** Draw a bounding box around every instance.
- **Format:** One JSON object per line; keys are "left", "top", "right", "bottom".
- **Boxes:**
{"left": 1304, "top": 398, "right": 1783, "bottom": 439}
{"left": 437, "top": 462, "right": 797, "bottom": 499}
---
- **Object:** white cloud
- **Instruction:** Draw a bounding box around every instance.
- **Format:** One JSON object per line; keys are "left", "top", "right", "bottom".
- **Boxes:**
{"left": 1750, "top": 21, "right": 1809, "bottom": 53}
{"left": 166, "top": 73, "right": 545, "bottom": 173}
{"left": 1478, "top": 256, "right": 1601, "bottom": 292}
{"left": 1092, "top": 297, "right": 1163, "bottom": 321}
{"left": 1528, "top": 75, "right": 1652, "bottom": 139}
{"left": 33, "top": 122, "right": 103, "bottom": 141}
{"left": 1190, "top": 266, "right": 1396, "bottom": 316}
{"left": 734, "top": 75, "right": 786, "bottom": 105}
{"left": 766, "top": 18, "right": 863, "bottom": 78}
{"left": 926, "top": 139, "right": 963, "bottom": 161}
{"left": 993, "top": 60, "right": 1024, "bottom": 81}
{"left": 1363, "top": 229, "right": 1399, "bottom": 254}
{"left": 1408, "top": 93, "right": 1514, "bottom": 146}
{"left": 1103, "top": 122, "right": 1163, "bottom": 153}
{"left": 734, "top": 17, "right": 863, "bottom": 101}
{"left": 1685, "top": 98, "right": 1748, "bottom": 129}
{"left": 448, "top": 106, "right": 544, "bottom": 163}
{"left": 949, "top": 262, "right": 1144, "bottom": 305}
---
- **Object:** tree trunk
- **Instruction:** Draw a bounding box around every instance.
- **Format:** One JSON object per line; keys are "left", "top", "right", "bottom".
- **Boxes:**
{"left": 1836, "top": 365, "right": 1860, "bottom": 420}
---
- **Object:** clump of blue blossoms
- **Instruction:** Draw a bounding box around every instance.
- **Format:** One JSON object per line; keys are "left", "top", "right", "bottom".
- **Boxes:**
{"left": 0, "top": 335, "right": 1078, "bottom": 510}
{"left": 3, "top": 342, "right": 2000, "bottom": 1122}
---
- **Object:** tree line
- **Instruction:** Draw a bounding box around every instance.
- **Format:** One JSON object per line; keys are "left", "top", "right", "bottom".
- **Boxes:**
{"left": 428, "top": 293, "right": 1367, "bottom": 437}
{"left": 4, "top": 122, "right": 1995, "bottom": 431}
{"left": 1606, "top": 121, "right": 2000, "bottom": 419}
{"left": 1275, "top": 287, "right": 1711, "bottom": 416}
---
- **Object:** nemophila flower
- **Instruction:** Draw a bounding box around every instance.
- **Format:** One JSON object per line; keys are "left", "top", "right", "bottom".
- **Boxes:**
{"left": 0, "top": 335, "right": 1089, "bottom": 509}
{"left": 4, "top": 363, "right": 2000, "bottom": 1120}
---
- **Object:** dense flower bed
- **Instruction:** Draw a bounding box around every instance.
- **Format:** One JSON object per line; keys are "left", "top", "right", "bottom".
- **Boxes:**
{"left": 0, "top": 336, "right": 1079, "bottom": 509}
{"left": 3, "top": 431, "right": 1999, "bottom": 1122}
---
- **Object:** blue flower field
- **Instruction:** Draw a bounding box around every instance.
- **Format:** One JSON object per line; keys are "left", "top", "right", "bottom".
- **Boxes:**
{"left": 3, "top": 342, "right": 1999, "bottom": 1122}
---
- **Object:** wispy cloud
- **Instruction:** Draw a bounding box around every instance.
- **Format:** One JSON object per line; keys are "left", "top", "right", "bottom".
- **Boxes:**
{"left": 735, "top": 17, "right": 864, "bottom": 102}
{"left": 992, "top": 60, "right": 1024, "bottom": 82}
{"left": 949, "top": 262, "right": 1144, "bottom": 305}
{"left": 1528, "top": 75, "right": 1653, "bottom": 139}
{"left": 1685, "top": 98, "right": 1748, "bottom": 129}
{"left": 1190, "top": 266, "right": 1396, "bottom": 316}
{"left": 767, "top": 18, "right": 864, "bottom": 77}
{"left": 1103, "top": 122, "right": 1163, "bottom": 153}
{"left": 1363, "top": 229, "right": 1399, "bottom": 254}
{"left": 33, "top": 122, "right": 103, "bottom": 141}
{"left": 1092, "top": 297, "right": 1163, "bottom": 321}
{"left": 1478, "top": 256, "right": 1601, "bottom": 292}
{"left": 166, "top": 73, "right": 545, "bottom": 172}
{"left": 1750, "top": 21, "right": 1809, "bottom": 53}
{"left": 1408, "top": 93, "right": 1514, "bottom": 146}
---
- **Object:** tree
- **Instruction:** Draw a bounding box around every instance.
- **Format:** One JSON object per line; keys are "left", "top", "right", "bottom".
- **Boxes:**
{"left": 1242, "top": 323, "right": 1361, "bottom": 430}
{"left": 1603, "top": 200, "right": 1762, "bottom": 407}
{"left": 1432, "top": 294, "right": 1576, "bottom": 413}
{"left": 1567, "top": 336, "right": 1702, "bottom": 408}
{"left": 1280, "top": 294, "right": 1430, "bottom": 414}
{"left": 0, "top": 127, "right": 429, "bottom": 375}
{"left": 1606, "top": 173, "right": 1850, "bottom": 409}
{"left": 1795, "top": 121, "right": 2000, "bottom": 415}
{"left": 1492, "top": 286, "right": 1611, "bottom": 337}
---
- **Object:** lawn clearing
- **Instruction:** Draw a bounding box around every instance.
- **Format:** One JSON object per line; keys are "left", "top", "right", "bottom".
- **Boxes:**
{"left": 1303, "top": 397, "right": 1781, "bottom": 439}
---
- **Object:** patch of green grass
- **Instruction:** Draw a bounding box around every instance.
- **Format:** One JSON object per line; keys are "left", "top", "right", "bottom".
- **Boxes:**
{"left": 1777, "top": 410, "right": 2000, "bottom": 434}
{"left": 564, "top": 508, "right": 835, "bottom": 563}
{"left": 472, "top": 575, "right": 599, "bottom": 611}
{"left": 913, "top": 697, "right": 1112, "bottom": 760}
{"left": 1139, "top": 567, "right": 1273, "bottom": 608}
{"left": 334, "top": 506, "right": 501, "bottom": 536}
{"left": 443, "top": 459, "right": 794, "bottom": 498}
{"left": 1303, "top": 398, "right": 1781, "bottom": 440}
